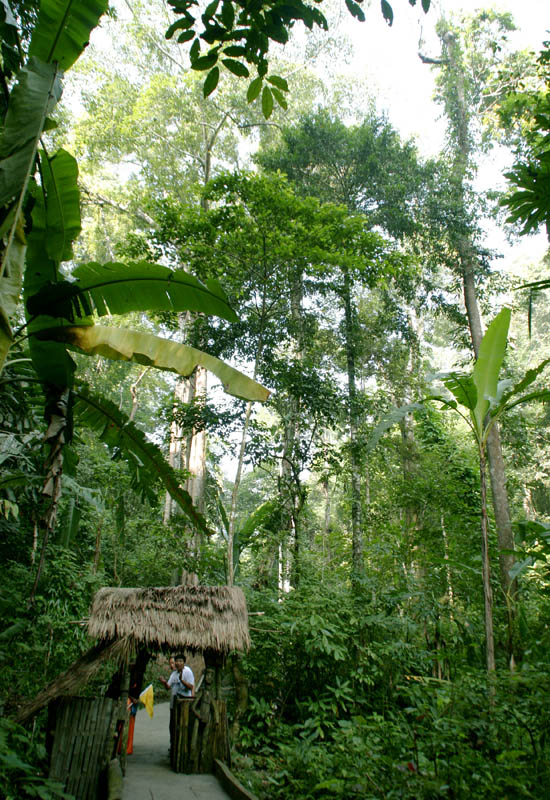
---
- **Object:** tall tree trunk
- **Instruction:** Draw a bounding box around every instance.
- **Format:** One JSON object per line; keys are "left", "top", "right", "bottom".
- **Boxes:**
{"left": 439, "top": 26, "right": 518, "bottom": 615}
{"left": 227, "top": 401, "right": 253, "bottom": 588}
{"left": 479, "top": 446, "right": 496, "bottom": 673}
{"left": 163, "top": 374, "right": 192, "bottom": 524}
{"left": 163, "top": 111, "right": 229, "bottom": 531}
{"left": 343, "top": 270, "right": 363, "bottom": 580}
{"left": 29, "top": 386, "right": 70, "bottom": 607}
{"left": 279, "top": 269, "right": 305, "bottom": 588}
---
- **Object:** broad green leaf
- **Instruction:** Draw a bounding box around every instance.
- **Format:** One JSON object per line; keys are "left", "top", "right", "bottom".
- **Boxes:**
{"left": 203, "top": 0, "right": 220, "bottom": 20}
{"left": 177, "top": 30, "right": 195, "bottom": 43}
{"left": 28, "top": 0, "right": 108, "bottom": 70}
{"left": 221, "top": 58, "right": 249, "bottom": 77}
{"left": 266, "top": 75, "right": 288, "bottom": 92}
{"left": 23, "top": 180, "right": 80, "bottom": 387}
{"left": 26, "top": 261, "right": 239, "bottom": 323}
{"left": 471, "top": 307, "right": 511, "bottom": 433}
{"left": 203, "top": 66, "right": 220, "bottom": 97}
{"left": 265, "top": 23, "right": 288, "bottom": 44}
{"left": 191, "top": 52, "right": 218, "bottom": 70}
{"left": 345, "top": 0, "right": 365, "bottom": 22}
{"left": 247, "top": 76, "right": 262, "bottom": 103}
{"left": 39, "top": 148, "right": 81, "bottom": 261}
{"left": 220, "top": 1, "right": 234, "bottom": 29}
{"left": 189, "top": 38, "right": 200, "bottom": 61}
{"left": 421, "top": 0, "right": 430, "bottom": 12}
{"left": 73, "top": 385, "right": 211, "bottom": 534}
{"left": 165, "top": 15, "right": 195, "bottom": 38}
{"left": 238, "top": 499, "right": 278, "bottom": 543}
{"left": 29, "top": 337, "right": 76, "bottom": 388}
{"left": 42, "top": 324, "right": 270, "bottom": 402}
{"left": 223, "top": 46, "right": 246, "bottom": 57}
{"left": 262, "top": 86, "right": 274, "bottom": 119}
{"left": 500, "top": 388, "right": 550, "bottom": 415}
{"left": 381, "top": 0, "right": 393, "bottom": 26}
{"left": 498, "top": 357, "right": 550, "bottom": 408}
{"left": 441, "top": 372, "right": 477, "bottom": 411}
{"left": 0, "top": 58, "right": 62, "bottom": 207}
{"left": 271, "top": 87, "right": 287, "bottom": 110}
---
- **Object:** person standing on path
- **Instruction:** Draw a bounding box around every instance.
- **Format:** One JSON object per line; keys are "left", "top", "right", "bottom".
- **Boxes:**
{"left": 160, "top": 654, "right": 183, "bottom": 747}
{"left": 177, "top": 655, "right": 195, "bottom": 698}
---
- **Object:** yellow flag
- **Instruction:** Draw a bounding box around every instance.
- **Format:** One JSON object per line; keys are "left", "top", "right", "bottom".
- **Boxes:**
{"left": 139, "top": 683, "right": 154, "bottom": 718}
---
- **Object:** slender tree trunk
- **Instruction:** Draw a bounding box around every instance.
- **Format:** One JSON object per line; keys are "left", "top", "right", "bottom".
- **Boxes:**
{"left": 163, "top": 375, "right": 192, "bottom": 524}
{"left": 93, "top": 523, "right": 102, "bottom": 573}
{"left": 277, "top": 269, "right": 305, "bottom": 587}
{"left": 463, "top": 265, "right": 517, "bottom": 604}
{"left": 29, "top": 386, "right": 70, "bottom": 607}
{"left": 227, "top": 401, "right": 253, "bottom": 587}
{"left": 226, "top": 277, "right": 269, "bottom": 585}
{"left": 441, "top": 27, "right": 518, "bottom": 612}
{"left": 441, "top": 514, "right": 454, "bottom": 608}
{"left": 185, "top": 368, "right": 207, "bottom": 514}
{"left": 342, "top": 270, "right": 363, "bottom": 580}
{"left": 479, "top": 446, "right": 496, "bottom": 673}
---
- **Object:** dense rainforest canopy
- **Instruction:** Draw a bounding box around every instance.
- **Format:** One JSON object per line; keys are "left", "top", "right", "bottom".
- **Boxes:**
{"left": 2, "top": 0, "right": 550, "bottom": 798}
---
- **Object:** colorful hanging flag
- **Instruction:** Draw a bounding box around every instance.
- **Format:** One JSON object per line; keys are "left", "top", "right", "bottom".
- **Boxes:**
{"left": 139, "top": 683, "right": 154, "bottom": 718}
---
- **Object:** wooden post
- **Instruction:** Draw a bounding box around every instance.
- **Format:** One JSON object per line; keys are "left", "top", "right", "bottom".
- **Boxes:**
{"left": 118, "top": 668, "right": 130, "bottom": 776}
{"left": 185, "top": 651, "right": 229, "bottom": 774}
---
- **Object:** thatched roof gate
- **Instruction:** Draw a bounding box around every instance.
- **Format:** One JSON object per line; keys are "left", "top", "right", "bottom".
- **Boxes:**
{"left": 88, "top": 583, "right": 250, "bottom": 655}
{"left": 16, "top": 581, "right": 249, "bottom": 724}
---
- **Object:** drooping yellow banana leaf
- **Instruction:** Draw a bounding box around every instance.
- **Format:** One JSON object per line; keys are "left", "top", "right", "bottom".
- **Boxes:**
{"left": 42, "top": 324, "right": 270, "bottom": 403}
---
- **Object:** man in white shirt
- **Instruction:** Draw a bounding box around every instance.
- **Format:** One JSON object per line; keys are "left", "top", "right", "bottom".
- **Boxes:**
{"left": 160, "top": 654, "right": 182, "bottom": 709}
{"left": 178, "top": 656, "right": 195, "bottom": 697}
{"left": 160, "top": 654, "right": 194, "bottom": 752}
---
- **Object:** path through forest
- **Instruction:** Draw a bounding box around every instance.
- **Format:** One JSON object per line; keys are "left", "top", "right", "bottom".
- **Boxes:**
{"left": 121, "top": 701, "right": 231, "bottom": 799}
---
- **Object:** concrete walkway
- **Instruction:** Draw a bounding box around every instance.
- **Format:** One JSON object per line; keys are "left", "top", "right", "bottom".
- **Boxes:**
{"left": 122, "top": 701, "right": 230, "bottom": 800}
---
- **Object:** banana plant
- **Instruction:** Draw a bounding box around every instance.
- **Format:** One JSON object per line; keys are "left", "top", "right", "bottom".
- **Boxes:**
{"left": 0, "top": 1, "right": 269, "bottom": 603}
{"left": 370, "top": 307, "right": 550, "bottom": 673}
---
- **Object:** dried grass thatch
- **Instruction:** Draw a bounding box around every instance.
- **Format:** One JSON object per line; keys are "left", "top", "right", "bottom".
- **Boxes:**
{"left": 87, "top": 584, "right": 250, "bottom": 654}
{"left": 14, "top": 637, "right": 132, "bottom": 724}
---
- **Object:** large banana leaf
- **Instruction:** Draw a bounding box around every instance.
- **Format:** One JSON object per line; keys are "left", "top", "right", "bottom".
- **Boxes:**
{"left": 39, "top": 324, "right": 270, "bottom": 402}
{"left": 28, "top": 0, "right": 109, "bottom": 70}
{"left": 23, "top": 153, "right": 81, "bottom": 386}
{"left": 442, "top": 372, "right": 477, "bottom": 411}
{"left": 73, "top": 385, "right": 210, "bottom": 534}
{"left": 26, "top": 261, "right": 239, "bottom": 323}
{"left": 39, "top": 148, "right": 81, "bottom": 262}
{"left": 0, "top": 57, "right": 62, "bottom": 208}
{"left": 471, "top": 307, "right": 511, "bottom": 434}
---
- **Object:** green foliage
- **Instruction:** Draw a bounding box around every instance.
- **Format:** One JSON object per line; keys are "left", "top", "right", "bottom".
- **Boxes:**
{"left": 73, "top": 384, "right": 211, "bottom": 533}
{"left": 164, "top": 0, "right": 430, "bottom": 112}
{"left": 235, "top": 574, "right": 550, "bottom": 799}
{"left": 28, "top": 0, "right": 108, "bottom": 71}
{"left": 501, "top": 42, "right": 550, "bottom": 236}
{"left": 0, "top": 716, "right": 72, "bottom": 800}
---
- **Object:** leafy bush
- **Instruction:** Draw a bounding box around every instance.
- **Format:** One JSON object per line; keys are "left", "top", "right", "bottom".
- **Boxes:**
{"left": 0, "top": 717, "right": 73, "bottom": 800}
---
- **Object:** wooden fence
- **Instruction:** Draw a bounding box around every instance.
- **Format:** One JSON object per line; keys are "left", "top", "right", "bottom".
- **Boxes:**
{"left": 48, "top": 696, "right": 117, "bottom": 799}
{"left": 171, "top": 695, "right": 229, "bottom": 773}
